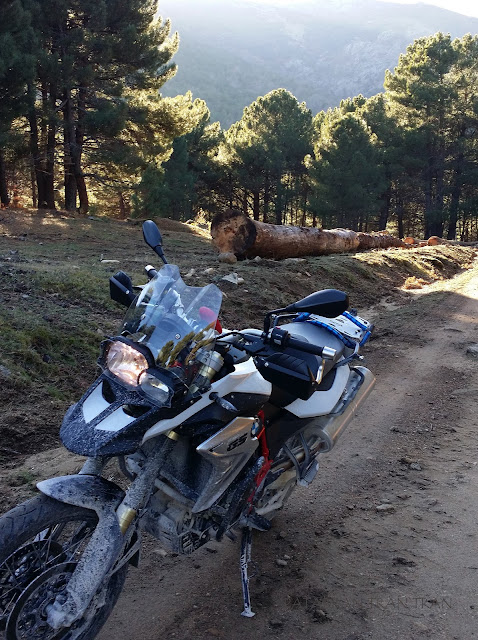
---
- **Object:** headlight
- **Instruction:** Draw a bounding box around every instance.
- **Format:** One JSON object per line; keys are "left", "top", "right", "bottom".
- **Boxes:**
{"left": 139, "top": 372, "right": 172, "bottom": 406}
{"left": 106, "top": 342, "right": 148, "bottom": 387}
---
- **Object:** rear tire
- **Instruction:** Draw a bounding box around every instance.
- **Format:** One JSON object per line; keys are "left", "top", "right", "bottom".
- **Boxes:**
{"left": 0, "top": 495, "right": 127, "bottom": 640}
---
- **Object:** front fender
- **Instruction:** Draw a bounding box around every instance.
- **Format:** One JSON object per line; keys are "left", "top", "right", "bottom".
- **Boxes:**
{"left": 37, "top": 475, "right": 128, "bottom": 629}
{"left": 37, "top": 474, "right": 125, "bottom": 515}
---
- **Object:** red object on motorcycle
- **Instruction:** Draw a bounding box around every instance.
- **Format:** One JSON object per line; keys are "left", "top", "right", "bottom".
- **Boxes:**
{"left": 247, "top": 411, "right": 271, "bottom": 507}
{"left": 199, "top": 305, "right": 222, "bottom": 333}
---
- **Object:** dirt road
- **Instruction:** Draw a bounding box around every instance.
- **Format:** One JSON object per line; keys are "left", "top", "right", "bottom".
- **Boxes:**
{"left": 96, "top": 259, "right": 478, "bottom": 639}
{"left": 1, "top": 255, "right": 477, "bottom": 640}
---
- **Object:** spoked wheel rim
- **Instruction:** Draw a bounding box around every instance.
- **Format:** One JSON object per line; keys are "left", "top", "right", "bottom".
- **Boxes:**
{"left": 0, "top": 540, "right": 65, "bottom": 631}
{"left": 0, "top": 518, "right": 96, "bottom": 636}
{"left": 6, "top": 563, "right": 78, "bottom": 640}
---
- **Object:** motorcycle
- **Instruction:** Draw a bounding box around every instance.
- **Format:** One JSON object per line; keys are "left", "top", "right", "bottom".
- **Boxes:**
{"left": 0, "top": 220, "right": 375, "bottom": 639}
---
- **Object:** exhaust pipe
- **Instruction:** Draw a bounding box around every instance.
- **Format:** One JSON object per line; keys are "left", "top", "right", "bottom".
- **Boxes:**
{"left": 259, "top": 367, "right": 375, "bottom": 510}
{"left": 305, "top": 366, "right": 375, "bottom": 452}
{"left": 270, "top": 366, "right": 376, "bottom": 475}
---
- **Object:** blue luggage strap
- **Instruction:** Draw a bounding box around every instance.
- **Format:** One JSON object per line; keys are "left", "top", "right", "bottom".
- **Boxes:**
{"left": 292, "top": 312, "right": 372, "bottom": 348}
{"left": 342, "top": 311, "right": 373, "bottom": 346}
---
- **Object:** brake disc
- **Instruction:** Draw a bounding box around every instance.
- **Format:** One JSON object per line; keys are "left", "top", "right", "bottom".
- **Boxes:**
{"left": 0, "top": 541, "right": 65, "bottom": 631}
{"left": 6, "top": 562, "right": 77, "bottom": 640}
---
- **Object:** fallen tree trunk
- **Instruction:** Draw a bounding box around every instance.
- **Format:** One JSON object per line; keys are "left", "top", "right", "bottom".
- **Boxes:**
{"left": 427, "top": 236, "right": 457, "bottom": 246}
{"left": 406, "top": 236, "right": 472, "bottom": 247}
{"left": 210, "top": 209, "right": 407, "bottom": 260}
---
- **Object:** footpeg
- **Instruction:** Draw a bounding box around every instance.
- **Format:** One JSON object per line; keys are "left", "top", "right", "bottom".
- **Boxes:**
{"left": 239, "top": 512, "right": 271, "bottom": 532}
{"left": 298, "top": 460, "right": 319, "bottom": 487}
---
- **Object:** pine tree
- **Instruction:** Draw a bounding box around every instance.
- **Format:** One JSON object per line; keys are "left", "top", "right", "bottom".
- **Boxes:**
{"left": 180, "top": 115, "right": 223, "bottom": 218}
{"left": 384, "top": 33, "right": 458, "bottom": 238}
{"left": 224, "top": 89, "right": 313, "bottom": 224}
{"left": 23, "top": 0, "right": 178, "bottom": 212}
{"left": 446, "top": 34, "right": 478, "bottom": 239}
{"left": 359, "top": 94, "right": 413, "bottom": 234}
{"left": 310, "top": 110, "right": 386, "bottom": 231}
{"left": 0, "top": 1, "right": 34, "bottom": 205}
{"left": 132, "top": 95, "right": 217, "bottom": 219}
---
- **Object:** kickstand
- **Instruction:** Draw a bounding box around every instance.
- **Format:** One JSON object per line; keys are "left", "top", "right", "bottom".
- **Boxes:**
{"left": 239, "top": 526, "right": 255, "bottom": 618}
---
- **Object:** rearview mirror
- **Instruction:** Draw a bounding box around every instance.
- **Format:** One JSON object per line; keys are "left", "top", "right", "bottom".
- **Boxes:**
{"left": 285, "top": 289, "right": 349, "bottom": 318}
{"left": 142, "top": 220, "right": 167, "bottom": 264}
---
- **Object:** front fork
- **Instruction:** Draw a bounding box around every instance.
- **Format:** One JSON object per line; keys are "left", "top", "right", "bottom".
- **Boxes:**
{"left": 115, "top": 432, "right": 177, "bottom": 534}
{"left": 39, "top": 435, "right": 176, "bottom": 630}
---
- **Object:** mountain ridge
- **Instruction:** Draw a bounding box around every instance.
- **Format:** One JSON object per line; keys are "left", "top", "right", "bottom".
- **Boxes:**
{"left": 158, "top": 0, "right": 478, "bottom": 126}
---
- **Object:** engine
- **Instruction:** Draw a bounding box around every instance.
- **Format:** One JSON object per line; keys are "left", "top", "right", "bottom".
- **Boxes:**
{"left": 140, "top": 488, "right": 213, "bottom": 554}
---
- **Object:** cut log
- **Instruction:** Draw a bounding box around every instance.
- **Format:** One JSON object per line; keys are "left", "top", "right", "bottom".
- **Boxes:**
{"left": 427, "top": 236, "right": 454, "bottom": 246}
{"left": 426, "top": 236, "right": 478, "bottom": 246}
{"left": 211, "top": 209, "right": 407, "bottom": 260}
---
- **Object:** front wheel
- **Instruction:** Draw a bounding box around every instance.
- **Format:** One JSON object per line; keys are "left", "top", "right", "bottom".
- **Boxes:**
{"left": 0, "top": 495, "right": 128, "bottom": 640}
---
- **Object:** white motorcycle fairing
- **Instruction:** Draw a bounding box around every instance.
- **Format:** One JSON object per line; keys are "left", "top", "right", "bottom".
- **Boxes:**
{"left": 141, "top": 358, "right": 271, "bottom": 443}
{"left": 285, "top": 362, "right": 350, "bottom": 418}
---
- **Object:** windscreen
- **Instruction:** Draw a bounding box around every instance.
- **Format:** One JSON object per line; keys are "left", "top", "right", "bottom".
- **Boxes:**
{"left": 122, "top": 264, "right": 222, "bottom": 366}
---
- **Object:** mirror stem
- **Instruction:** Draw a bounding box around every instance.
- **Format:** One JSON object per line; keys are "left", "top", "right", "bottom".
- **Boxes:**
{"left": 156, "top": 248, "right": 168, "bottom": 264}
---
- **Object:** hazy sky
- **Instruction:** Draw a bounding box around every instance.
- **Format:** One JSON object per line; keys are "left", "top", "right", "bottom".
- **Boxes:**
{"left": 378, "top": 0, "right": 478, "bottom": 18}
{"left": 249, "top": 0, "right": 478, "bottom": 19}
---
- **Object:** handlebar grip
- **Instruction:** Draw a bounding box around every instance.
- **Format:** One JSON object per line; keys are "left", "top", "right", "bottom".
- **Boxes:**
{"left": 287, "top": 336, "right": 336, "bottom": 360}
{"left": 145, "top": 265, "right": 158, "bottom": 279}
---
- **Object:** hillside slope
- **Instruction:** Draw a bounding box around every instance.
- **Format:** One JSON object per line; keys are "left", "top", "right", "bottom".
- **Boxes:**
{"left": 0, "top": 208, "right": 475, "bottom": 460}
{"left": 159, "top": 0, "right": 478, "bottom": 125}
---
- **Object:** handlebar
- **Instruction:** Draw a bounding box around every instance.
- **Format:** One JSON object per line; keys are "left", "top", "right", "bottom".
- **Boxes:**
{"left": 228, "top": 328, "right": 337, "bottom": 361}
{"left": 286, "top": 335, "right": 336, "bottom": 360}
{"left": 145, "top": 265, "right": 158, "bottom": 279}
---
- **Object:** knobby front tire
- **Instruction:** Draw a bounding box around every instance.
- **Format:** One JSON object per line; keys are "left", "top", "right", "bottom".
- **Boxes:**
{"left": 0, "top": 495, "right": 127, "bottom": 640}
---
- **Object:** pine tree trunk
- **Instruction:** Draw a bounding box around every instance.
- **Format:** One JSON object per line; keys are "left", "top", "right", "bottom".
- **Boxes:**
{"left": 274, "top": 180, "right": 283, "bottom": 225}
{"left": 211, "top": 209, "right": 407, "bottom": 260}
{"left": 252, "top": 191, "right": 260, "bottom": 221}
{"left": 76, "top": 175, "right": 89, "bottom": 214}
{"left": 379, "top": 183, "right": 391, "bottom": 230}
{"left": 74, "top": 84, "right": 88, "bottom": 214}
{"left": 432, "top": 151, "right": 445, "bottom": 238}
{"left": 63, "top": 92, "right": 77, "bottom": 211}
{"left": 397, "top": 197, "right": 404, "bottom": 239}
{"left": 242, "top": 190, "right": 248, "bottom": 216}
{"left": 31, "top": 164, "right": 37, "bottom": 208}
{"left": 424, "top": 153, "right": 434, "bottom": 239}
{"left": 0, "top": 148, "right": 10, "bottom": 206}
{"left": 263, "top": 173, "right": 270, "bottom": 223}
{"left": 64, "top": 169, "right": 77, "bottom": 210}
{"left": 28, "top": 101, "right": 47, "bottom": 209}
{"left": 301, "top": 179, "right": 309, "bottom": 227}
{"left": 45, "top": 88, "right": 57, "bottom": 210}
{"left": 447, "top": 150, "right": 464, "bottom": 240}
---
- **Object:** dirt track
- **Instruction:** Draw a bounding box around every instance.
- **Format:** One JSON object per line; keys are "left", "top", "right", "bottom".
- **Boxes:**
{"left": 95, "top": 260, "right": 478, "bottom": 639}
{"left": 0, "top": 246, "right": 477, "bottom": 640}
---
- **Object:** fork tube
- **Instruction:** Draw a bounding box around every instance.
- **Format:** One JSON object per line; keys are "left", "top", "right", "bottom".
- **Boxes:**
{"left": 117, "top": 433, "right": 176, "bottom": 534}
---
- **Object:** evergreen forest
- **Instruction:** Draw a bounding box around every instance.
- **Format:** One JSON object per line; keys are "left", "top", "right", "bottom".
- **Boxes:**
{"left": 1, "top": 1, "right": 478, "bottom": 240}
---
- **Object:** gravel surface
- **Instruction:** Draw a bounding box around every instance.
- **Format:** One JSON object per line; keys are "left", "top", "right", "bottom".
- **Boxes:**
{"left": 96, "top": 260, "right": 478, "bottom": 639}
